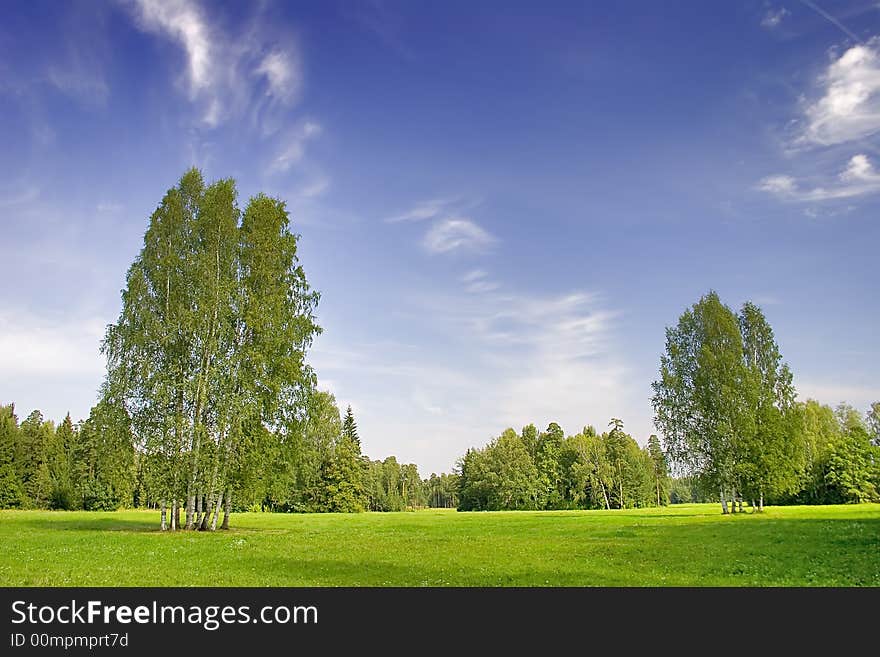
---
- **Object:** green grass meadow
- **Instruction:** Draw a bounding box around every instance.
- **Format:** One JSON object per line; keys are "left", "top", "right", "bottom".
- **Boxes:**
{"left": 1, "top": 504, "right": 878, "bottom": 586}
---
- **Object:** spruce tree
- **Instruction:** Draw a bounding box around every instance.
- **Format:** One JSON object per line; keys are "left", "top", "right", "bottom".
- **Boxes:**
{"left": 342, "top": 406, "right": 360, "bottom": 448}
{"left": 0, "top": 405, "right": 23, "bottom": 508}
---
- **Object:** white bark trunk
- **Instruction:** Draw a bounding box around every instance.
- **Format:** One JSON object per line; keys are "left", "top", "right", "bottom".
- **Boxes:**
{"left": 210, "top": 491, "right": 223, "bottom": 531}
{"left": 600, "top": 482, "right": 611, "bottom": 510}
{"left": 221, "top": 489, "right": 231, "bottom": 530}
{"left": 720, "top": 489, "right": 729, "bottom": 514}
{"left": 160, "top": 501, "right": 167, "bottom": 531}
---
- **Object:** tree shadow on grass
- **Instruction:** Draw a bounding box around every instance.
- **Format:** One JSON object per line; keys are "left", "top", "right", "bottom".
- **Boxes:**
{"left": 13, "top": 516, "right": 158, "bottom": 533}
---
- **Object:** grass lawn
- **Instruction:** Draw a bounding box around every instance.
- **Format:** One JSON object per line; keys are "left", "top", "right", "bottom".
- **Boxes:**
{"left": 1, "top": 503, "right": 878, "bottom": 586}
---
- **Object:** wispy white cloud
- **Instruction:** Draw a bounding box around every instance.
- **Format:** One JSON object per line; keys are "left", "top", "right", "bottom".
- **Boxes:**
{"left": 761, "top": 7, "right": 790, "bottom": 29}
{"left": 750, "top": 294, "right": 782, "bottom": 307}
{"left": 465, "top": 280, "right": 500, "bottom": 294}
{"left": 461, "top": 269, "right": 487, "bottom": 283}
{"left": 46, "top": 63, "right": 109, "bottom": 107}
{"left": 0, "top": 186, "right": 39, "bottom": 208}
{"left": 96, "top": 201, "right": 124, "bottom": 213}
{"left": 255, "top": 49, "right": 300, "bottom": 102}
{"left": 803, "top": 203, "right": 856, "bottom": 218}
{"left": 309, "top": 286, "right": 637, "bottom": 473}
{"left": 459, "top": 270, "right": 499, "bottom": 293}
{"left": 423, "top": 218, "right": 495, "bottom": 254}
{"left": 384, "top": 198, "right": 453, "bottom": 223}
{"left": 268, "top": 121, "right": 322, "bottom": 173}
{"left": 130, "top": 0, "right": 213, "bottom": 97}
{"left": 296, "top": 176, "right": 330, "bottom": 199}
{"left": 800, "top": 38, "right": 880, "bottom": 146}
{"left": 759, "top": 174, "right": 798, "bottom": 196}
{"left": 759, "top": 153, "right": 880, "bottom": 200}
{"left": 127, "top": 0, "right": 303, "bottom": 127}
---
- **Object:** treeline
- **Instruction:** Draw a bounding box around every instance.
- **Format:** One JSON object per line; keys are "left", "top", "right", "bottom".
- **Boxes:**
{"left": 656, "top": 402, "right": 880, "bottom": 507}
{"left": 0, "top": 404, "right": 134, "bottom": 511}
{"left": 0, "top": 398, "right": 458, "bottom": 513}
{"left": 653, "top": 292, "right": 880, "bottom": 512}
{"left": 457, "top": 421, "right": 669, "bottom": 511}
{"left": 454, "top": 292, "right": 880, "bottom": 513}
{"left": 454, "top": 396, "right": 879, "bottom": 513}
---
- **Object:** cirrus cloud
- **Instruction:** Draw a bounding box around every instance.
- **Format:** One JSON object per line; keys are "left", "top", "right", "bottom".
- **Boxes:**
{"left": 126, "top": 0, "right": 302, "bottom": 127}
{"left": 761, "top": 8, "right": 789, "bottom": 29}
{"left": 423, "top": 218, "right": 495, "bottom": 254}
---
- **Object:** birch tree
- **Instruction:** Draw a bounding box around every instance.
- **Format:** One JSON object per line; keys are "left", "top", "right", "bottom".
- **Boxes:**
{"left": 102, "top": 169, "right": 320, "bottom": 530}
{"left": 736, "top": 302, "right": 800, "bottom": 511}
{"left": 651, "top": 291, "right": 754, "bottom": 514}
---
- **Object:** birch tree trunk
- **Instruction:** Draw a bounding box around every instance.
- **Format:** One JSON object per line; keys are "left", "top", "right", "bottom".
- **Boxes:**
{"left": 758, "top": 491, "right": 764, "bottom": 512}
{"left": 720, "top": 488, "right": 729, "bottom": 514}
{"left": 210, "top": 490, "right": 223, "bottom": 531}
{"left": 200, "top": 495, "right": 213, "bottom": 531}
{"left": 600, "top": 482, "right": 611, "bottom": 510}
{"left": 160, "top": 501, "right": 167, "bottom": 531}
{"left": 221, "top": 488, "right": 231, "bottom": 530}
{"left": 195, "top": 492, "right": 203, "bottom": 527}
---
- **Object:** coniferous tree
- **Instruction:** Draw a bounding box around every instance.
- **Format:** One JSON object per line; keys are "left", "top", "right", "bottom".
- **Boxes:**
{"left": 342, "top": 405, "right": 360, "bottom": 448}
{"left": 319, "top": 434, "right": 367, "bottom": 512}
{"left": 0, "top": 405, "right": 24, "bottom": 508}
{"left": 47, "top": 413, "right": 76, "bottom": 509}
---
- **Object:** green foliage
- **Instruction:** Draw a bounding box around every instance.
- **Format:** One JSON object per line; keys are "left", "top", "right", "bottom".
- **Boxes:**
{"left": 318, "top": 435, "right": 367, "bottom": 512}
{"left": 101, "top": 169, "right": 321, "bottom": 529}
{"left": 423, "top": 472, "right": 459, "bottom": 508}
{"left": 366, "top": 456, "right": 424, "bottom": 511}
{"left": 457, "top": 430, "right": 541, "bottom": 511}
{"left": 535, "top": 423, "right": 565, "bottom": 509}
{"left": 736, "top": 302, "right": 800, "bottom": 505}
{"left": 647, "top": 435, "right": 670, "bottom": 506}
{"left": 652, "top": 291, "right": 754, "bottom": 508}
{"left": 0, "top": 405, "right": 24, "bottom": 508}
{"left": 342, "top": 406, "right": 359, "bottom": 448}
{"left": 0, "top": 402, "right": 136, "bottom": 511}
{"left": 822, "top": 411, "right": 879, "bottom": 504}
{"left": 868, "top": 402, "right": 880, "bottom": 447}
{"left": 457, "top": 420, "right": 662, "bottom": 511}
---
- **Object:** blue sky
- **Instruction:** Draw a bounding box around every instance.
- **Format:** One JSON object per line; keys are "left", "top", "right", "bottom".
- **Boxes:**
{"left": 1, "top": 0, "right": 878, "bottom": 475}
